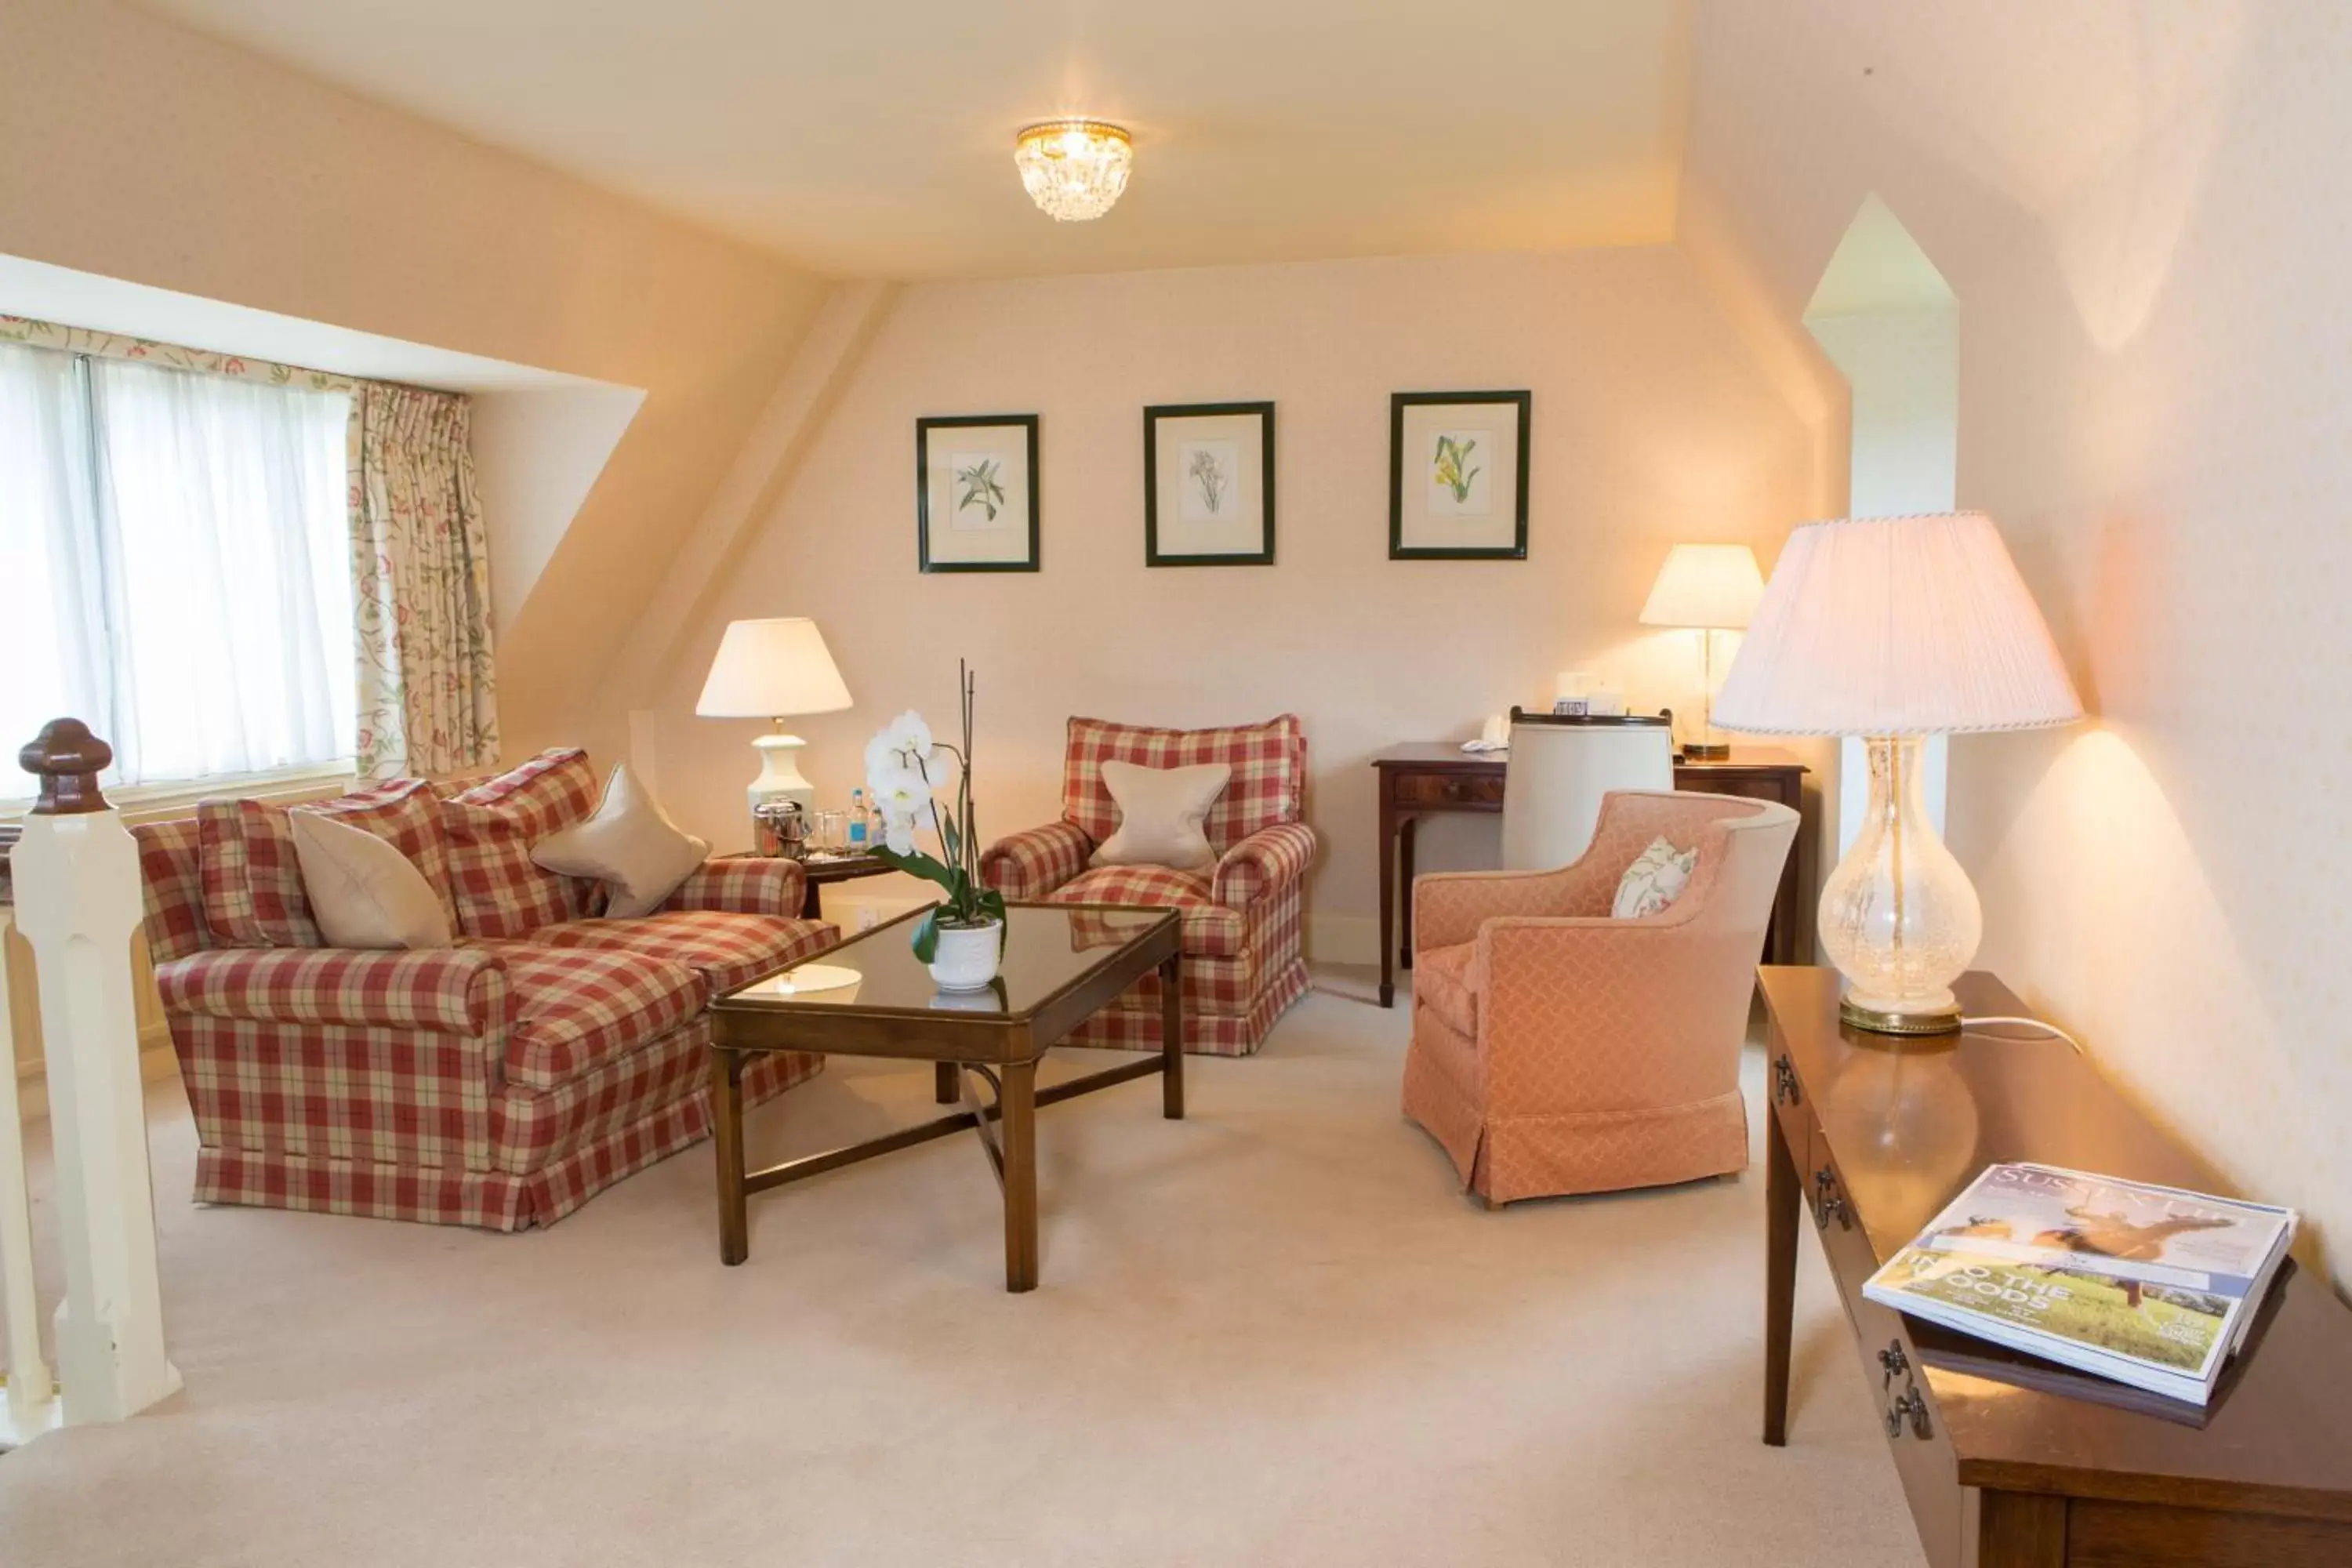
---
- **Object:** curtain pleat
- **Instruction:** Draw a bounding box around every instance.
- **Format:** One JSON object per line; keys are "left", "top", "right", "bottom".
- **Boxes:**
{"left": 350, "top": 383, "right": 500, "bottom": 778}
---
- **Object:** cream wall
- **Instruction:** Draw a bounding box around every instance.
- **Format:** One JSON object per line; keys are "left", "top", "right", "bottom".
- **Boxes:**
{"left": 624, "top": 249, "right": 1816, "bottom": 951}
{"left": 0, "top": 0, "right": 831, "bottom": 757}
{"left": 1685, "top": 1, "right": 2352, "bottom": 1283}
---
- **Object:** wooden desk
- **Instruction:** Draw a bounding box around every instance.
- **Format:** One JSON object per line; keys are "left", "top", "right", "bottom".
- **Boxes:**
{"left": 1761, "top": 967, "right": 2352, "bottom": 1566}
{"left": 1370, "top": 743, "right": 1808, "bottom": 1007}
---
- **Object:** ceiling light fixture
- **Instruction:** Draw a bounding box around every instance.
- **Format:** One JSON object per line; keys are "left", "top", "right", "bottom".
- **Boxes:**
{"left": 1013, "top": 119, "right": 1133, "bottom": 222}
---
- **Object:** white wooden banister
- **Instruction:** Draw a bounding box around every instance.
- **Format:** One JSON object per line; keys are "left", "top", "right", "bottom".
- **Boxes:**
{"left": 8, "top": 720, "right": 179, "bottom": 1433}
{"left": 0, "top": 897, "right": 60, "bottom": 1446}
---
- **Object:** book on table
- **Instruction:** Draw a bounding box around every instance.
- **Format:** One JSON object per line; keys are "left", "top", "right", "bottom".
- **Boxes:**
{"left": 1861, "top": 1162, "right": 2298, "bottom": 1406}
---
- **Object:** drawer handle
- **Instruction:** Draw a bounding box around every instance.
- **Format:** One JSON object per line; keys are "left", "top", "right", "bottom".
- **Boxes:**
{"left": 1813, "top": 1168, "right": 1852, "bottom": 1232}
{"left": 1773, "top": 1054, "right": 1802, "bottom": 1106}
{"left": 1885, "top": 1385, "right": 1933, "bottom": 1441}
{"left": 1876, "top": 1340, "right": 1908, "bottom": 1390}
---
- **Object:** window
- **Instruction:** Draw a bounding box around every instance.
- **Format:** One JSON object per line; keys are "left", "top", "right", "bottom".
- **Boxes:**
{"left": 0, "top": 341, "right": 355, "bottom": 794}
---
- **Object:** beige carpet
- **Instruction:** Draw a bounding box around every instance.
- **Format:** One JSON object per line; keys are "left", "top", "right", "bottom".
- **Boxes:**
{"left": 0, "top": 975, "right": 1921, "bottom": 1566}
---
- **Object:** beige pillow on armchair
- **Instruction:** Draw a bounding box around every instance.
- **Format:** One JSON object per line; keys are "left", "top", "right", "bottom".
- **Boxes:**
{"left": 1089, "top": 760, "right": 1232, "bottom": 870}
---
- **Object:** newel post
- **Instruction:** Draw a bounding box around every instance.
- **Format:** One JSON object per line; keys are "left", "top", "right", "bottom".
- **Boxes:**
{"left": 12, "top": 720, "right": 180, "bottom": 1425}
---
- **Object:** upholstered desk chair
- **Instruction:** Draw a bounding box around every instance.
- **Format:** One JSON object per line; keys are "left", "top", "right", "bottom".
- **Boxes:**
{"left": 1402, "top": 789, "right": 1798, "bottom": 1205}
{"left": 980, "top": 715, "right": 1317, "bottom": 1056}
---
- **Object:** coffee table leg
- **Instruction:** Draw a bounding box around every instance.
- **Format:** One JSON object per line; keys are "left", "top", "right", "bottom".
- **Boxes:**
{"left": 1001, "top": 1058, "right": 1039, "bottom": 1293}
{"left": 1160, "top": 951, "right": 1185, "bottom": 1120}
{"left": 935, "top": 1060, "right": 960, "bottom": 1106}
{"left": 711, "top": 1049, "right": 749, "bottom": 1266}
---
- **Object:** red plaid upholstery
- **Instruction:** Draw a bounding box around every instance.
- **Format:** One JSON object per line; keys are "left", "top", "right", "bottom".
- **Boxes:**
{"left": 659, "top": 857, "right": 808, "bottom": 919}
{"left": 155, "top": 946, "right": 503, "bottom": 1034}
{"left": 1068, "top": 949, "right": 1312, "bottom": 1058}
{"left": 1212, "top": 821, "right": 1319, "bottom": 910}
{"left": 978, "top": 820, "right": 1092, "bottom": 900}
{"left": 497, "top": 946, "right": 703, "bottom": 1091}
{"left": 1044, "top": 866, "right": 1243, "bottom": 957}
{"left": 135, "top": 786, "right": 836, "bottom": 1232}
{"left": 529, "top": 911, "right": 837, "bottom": 1000}
{"left": 442, "top": 749, "right": 601, "bottom": 938}
{"left": 198, "top": 781, "right": 452, "bottom": 948}
{"left": 136, "top": 817, "right": 212, "bottom": 964}
{"left": 1062, "top": 714, "right": 1305, "bottom": 856}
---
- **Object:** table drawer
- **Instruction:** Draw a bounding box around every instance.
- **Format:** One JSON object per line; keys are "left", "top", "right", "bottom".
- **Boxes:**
{"left": 1392, "top": 771, "right": 1504, "bottom": 808}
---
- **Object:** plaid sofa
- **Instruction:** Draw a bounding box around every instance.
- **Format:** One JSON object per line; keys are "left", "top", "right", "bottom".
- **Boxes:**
{"left": 979, "top": 715, "right": 1317, "bottom": 1056}
{"left": 132, "top": 749, "right": 833, "bottom": 1231}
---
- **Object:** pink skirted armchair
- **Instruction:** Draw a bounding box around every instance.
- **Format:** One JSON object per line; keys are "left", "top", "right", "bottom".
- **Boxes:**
{"left": 980, "top": 715, "right": 1317, "bottom": 1055}
{"left": 1401, "top": 789, "right": 1798, "bottom": 1206}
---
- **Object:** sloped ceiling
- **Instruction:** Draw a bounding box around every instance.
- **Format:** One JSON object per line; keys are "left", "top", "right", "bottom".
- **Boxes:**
{"left": 135, "top": 0, "right": 1693, "bottom": 280}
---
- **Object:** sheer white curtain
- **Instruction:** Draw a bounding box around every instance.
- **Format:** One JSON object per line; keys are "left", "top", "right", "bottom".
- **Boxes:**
{"left": 0, "top": 343, "right": 354, "bottom": 790}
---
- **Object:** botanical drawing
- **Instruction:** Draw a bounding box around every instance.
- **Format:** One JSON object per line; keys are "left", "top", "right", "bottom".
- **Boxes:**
{"left": 952, "top": 454, "right": 1007, "bottom": 526}
{"left": 1188, "top": 446, "right": 1229, "bottom": 514}
{"left": 1432, "top": 434, "right": 1480, "bottom": 504}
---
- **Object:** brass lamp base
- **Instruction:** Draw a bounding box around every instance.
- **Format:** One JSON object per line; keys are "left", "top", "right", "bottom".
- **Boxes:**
{"left": 1682, "top": 742, "right": 1732, "bottom": 760}
{"left": 1839, "top": 996, "right": 1963, "bottom": 1036}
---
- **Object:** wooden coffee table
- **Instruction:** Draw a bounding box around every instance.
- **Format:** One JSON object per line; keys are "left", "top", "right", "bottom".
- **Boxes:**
{"left": 706, "top": 902, "right": 1183, "bottom": 1292}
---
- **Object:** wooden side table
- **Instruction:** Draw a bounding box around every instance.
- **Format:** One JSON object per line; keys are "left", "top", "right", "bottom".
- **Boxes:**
{"left": 1370, "top": 743, "right": 1809, "bottom": 1007}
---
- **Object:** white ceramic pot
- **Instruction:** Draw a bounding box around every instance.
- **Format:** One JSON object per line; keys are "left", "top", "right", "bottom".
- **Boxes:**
{"left": 925, "top": 917, "right": 1004, "bottom": 992}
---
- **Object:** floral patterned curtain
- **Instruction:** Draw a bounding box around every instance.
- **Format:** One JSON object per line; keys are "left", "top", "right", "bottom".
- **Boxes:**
{"left": 350, "top": 383, "right": 500, "bottom": 778}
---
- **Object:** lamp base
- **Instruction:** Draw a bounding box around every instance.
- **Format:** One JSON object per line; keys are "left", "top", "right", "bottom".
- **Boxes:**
{"left": 1838, "top": 993, "right": 1963, "bottom": 1036}
{"left": 749, "top": 731, "right": 815, "bottom": 812}
{"left": 1681, "top": 741, "right": 1733, "bottom": 760}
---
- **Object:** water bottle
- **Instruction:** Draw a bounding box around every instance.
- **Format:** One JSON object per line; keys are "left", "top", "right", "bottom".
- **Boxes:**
{"left": 848, "top": 788, "right": 868, "bottom": 849}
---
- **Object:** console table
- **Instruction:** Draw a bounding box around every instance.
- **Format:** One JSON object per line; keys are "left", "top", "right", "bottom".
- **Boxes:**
{"left": 1761, "top": 967, "right": 2352, "bottom": 1566}
{"left": 1370, "top": 743, "right": 1807, "bottom": 1007}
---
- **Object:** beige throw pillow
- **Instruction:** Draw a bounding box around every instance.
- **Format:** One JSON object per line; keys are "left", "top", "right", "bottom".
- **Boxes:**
{"left": 1612, "top": 835, "right": 1699, "bottom": 920}
{"left": 1090, "top": 760, "right": 1232, "bottom": 871}
{"left": 289, "top": 811, "right": 455, "bottom": 949}
{"left": 529, "top": 763, "right": 710, "bottom": 919}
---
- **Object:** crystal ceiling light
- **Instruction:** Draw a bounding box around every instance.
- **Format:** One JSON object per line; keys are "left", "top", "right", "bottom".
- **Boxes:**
{"left": 1013, "top": 119, "right": 1133, "bottom": 222}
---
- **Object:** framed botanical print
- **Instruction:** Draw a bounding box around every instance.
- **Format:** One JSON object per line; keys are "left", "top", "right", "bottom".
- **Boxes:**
{"left": 916, "top": 414, "right": 1040, "bottom": 572}
{"left": 1143, "top": 401, "right": 1275, "bottom": 566}
{"left": 1388, "top": 390, "right": 1531, "bottom": 560}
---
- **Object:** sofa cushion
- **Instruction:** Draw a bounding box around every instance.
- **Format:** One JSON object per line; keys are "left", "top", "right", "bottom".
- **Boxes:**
{"left": 528, "top": 911, "right": 835, "bottom": 1000}
{"left": 529, "top": 763, "right": 710, "bottom": 919}
{"left": 1046, "top": 864, "right": 1244, "bottom": 958}
{"left": 497, "top": 945, "right": 703, "bottom": 1091}
{"left": 198, "top": 780, "right": 453, "bottom": 949}
{"left": 1415, "top": 941, "right": 1483, "bottom": 1040}
{"left": 1062, "top": 714, "right": 1305, "bottom": 857}
{"left": 1091, "top": 760, "right": 1230, "bottom": 871}
{"left": 442, "top": 749, "right": 602, "bottom": 939}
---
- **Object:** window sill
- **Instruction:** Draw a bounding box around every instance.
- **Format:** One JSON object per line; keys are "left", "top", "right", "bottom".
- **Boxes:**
{"left": 0, "top": 761, "right": 358, "bottom": 828}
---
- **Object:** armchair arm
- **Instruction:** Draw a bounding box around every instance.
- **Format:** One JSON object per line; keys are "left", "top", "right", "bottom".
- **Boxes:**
{"left": 660, "top": 856, "right": 806, "bottom": 918}
{"left": 980, "top": 820, "right": 1092, "bottom": 900}
{"left": 1412, "top": 860, "right": 1624, "bottom": 955}
{"left": 154, "top": 946, "right": 506, "bottom": 1036}
{"left": 1212, "top": 821, "right": 1317, "bottom": 909}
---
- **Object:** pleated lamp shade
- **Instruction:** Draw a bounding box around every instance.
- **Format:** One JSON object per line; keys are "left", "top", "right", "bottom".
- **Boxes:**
{"left": 1712, "top": 513, "right": 2082, "bottom": 736}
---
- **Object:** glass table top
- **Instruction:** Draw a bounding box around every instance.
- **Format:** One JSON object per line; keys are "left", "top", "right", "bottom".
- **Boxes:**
{"left": 718, "top": 903, "right": 1176, "bottom": 1020}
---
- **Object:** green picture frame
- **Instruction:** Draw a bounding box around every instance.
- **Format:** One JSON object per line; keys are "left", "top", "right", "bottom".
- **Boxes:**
{"left": 917, "top": 414, "right": 1041, "bottom": 573}
{"left": 1388, "top": 390, "right": 1531, "bottom": 561}
{"left": 1142, "top": 401, "right": 1276, "bottom": 567}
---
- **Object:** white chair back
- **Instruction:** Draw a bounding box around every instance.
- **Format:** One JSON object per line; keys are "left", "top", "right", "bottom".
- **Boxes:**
{"left": 1500, "top": 713, "right": 1675, "bottom": 871}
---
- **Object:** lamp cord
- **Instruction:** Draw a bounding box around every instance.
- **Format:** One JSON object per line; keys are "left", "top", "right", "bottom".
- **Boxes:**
{"left": 1959, "top": 1014, "right": 2085, "bottom": 1054}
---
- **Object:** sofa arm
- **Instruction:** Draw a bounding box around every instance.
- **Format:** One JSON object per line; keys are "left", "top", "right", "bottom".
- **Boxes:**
{"left": 154, "top": 946, "right": 506, "bottom": 1036}
{"left": 1212, "top": 822, "right": 1317, "bottom": 910}
{"left": 660, "top": 856, "right": 807, "bottom": 918}
{"left": 980, "top": 820, "right": 1091, "bottom": 900}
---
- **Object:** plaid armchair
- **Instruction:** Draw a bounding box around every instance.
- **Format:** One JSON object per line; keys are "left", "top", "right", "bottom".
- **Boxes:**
{"left": 981, "top": 715, "right": 1317, "bottom": 1056}
{"left": 133, "top": 750, "right": 833, "bottom": 1231}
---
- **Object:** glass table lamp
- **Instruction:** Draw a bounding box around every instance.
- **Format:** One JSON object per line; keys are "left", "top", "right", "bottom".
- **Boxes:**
{"left": 1712, "top": 514, "right": 2082, "bottom": 1034}
{"left": 1639, "top": 543, "right": 1765, "bottom": 759}
{"left": 695, "top": 618, "right": 853, "bottom": 818}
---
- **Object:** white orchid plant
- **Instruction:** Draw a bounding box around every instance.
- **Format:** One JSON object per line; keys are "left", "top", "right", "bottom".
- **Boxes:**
{"left": 863, "top": 662, "right": 1007, "bottom": 962}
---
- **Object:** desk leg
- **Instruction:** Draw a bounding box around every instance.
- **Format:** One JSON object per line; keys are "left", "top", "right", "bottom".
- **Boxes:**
{"left": 1377, "top": 794, "right": 1399, "bottom": 1009}
{"left": 1001, "top": 1059, "right": 1039, "bottom": 1293}
{"left": 1397, "top": 815, "right": 1418, "bottom": 975}
{"left": 1160, "top": 952, "right": 1185, "bottom": 1120}
{"left": 712, "top": 1050, "right": 750, "bottom": 1267}
{"left": 1764, "top": 1094, "right": 1798, "bottom": 1445}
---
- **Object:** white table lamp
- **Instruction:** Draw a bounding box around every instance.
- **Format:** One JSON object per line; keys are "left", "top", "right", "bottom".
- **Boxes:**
{"left": 695, "top": 618, "right": 853, "bottom": 815}
{"left": 1713, "top": 514, "right": 2081, "bottom": 1035}
{"left": 1639, "top": 543, "right": 1766, "bottom": 758}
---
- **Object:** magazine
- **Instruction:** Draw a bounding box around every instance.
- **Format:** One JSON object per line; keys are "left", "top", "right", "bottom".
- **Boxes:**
{"left": 1862, "top": 1162, "right": 2297, "bottom": 1406}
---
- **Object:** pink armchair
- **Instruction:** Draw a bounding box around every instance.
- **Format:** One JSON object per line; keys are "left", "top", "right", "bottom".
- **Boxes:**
{"left": 1401, "top": 789, "right": 1798, "bottom": 1205}
{"left": 981, "top": 714, "right": 1317, "bottom": 1055}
